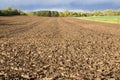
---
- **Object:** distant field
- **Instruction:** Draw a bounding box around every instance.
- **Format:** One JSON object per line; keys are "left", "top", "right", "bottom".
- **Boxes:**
{"left": 76, "top": 16, "right": 120, "bottom": 24}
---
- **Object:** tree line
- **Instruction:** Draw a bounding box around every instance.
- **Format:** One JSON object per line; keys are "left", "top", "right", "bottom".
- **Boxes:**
{"left": 27, "top": 11, "right": 59, "bottom": 17}
{"left": 18, "top": 9, "right": 120, "bottom": 17}
{"left": 0, "top": 7, "right": 26, "bottom": 16}
{"left": 0, "top": 7, "right": 120, "bottom": 17}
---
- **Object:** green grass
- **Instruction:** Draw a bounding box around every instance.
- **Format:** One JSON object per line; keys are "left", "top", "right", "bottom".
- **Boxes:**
{"left": 76, "top": 16, "right": 120, "bottom": 24}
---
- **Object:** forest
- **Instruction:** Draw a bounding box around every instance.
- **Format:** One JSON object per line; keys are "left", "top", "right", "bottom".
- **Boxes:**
{"left": 0, "top": 7, "right": 120, "bottom": 17}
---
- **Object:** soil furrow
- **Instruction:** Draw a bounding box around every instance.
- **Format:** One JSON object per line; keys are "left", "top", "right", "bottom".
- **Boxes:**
{"left": 0, "top": 17, "right": 120, "bottom": 80}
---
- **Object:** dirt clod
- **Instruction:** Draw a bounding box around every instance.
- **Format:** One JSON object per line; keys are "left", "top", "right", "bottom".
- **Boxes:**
{"left": 0, "top": 16, "right": 120, "bottom": 80}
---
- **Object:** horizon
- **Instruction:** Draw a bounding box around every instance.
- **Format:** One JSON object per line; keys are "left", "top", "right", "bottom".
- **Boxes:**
{"left": 0, "top": 0, "right": 120, "bottom": 11}
{"left": 0, "top": 7, "right": 120, "bottom": 12}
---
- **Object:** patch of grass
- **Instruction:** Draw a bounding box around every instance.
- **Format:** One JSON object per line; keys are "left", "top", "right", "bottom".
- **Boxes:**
{"left": 76, "top": 16, "right": 120, "bottom": 24}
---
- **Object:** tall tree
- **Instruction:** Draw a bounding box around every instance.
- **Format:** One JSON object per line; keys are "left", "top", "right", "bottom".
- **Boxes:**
{"left": 6, "top": 7, "right": 12, "bottom": 11}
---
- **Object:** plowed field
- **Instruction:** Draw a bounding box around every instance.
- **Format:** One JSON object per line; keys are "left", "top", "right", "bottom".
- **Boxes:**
{"left": 0, "top": 16, "right": 120, "bottom": 80}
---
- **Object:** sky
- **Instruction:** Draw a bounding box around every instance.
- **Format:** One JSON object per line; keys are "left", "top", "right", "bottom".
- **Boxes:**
{"left": 0, "top": 0, "right": 120, "bottom": 11}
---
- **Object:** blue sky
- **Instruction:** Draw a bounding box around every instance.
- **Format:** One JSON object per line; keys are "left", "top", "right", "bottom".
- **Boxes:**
{"left": 0, "top": 0, "right": 120, "bottom": 11}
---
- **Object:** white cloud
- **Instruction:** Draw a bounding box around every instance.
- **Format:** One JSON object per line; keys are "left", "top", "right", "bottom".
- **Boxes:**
{"left": 1, "top": 0, "right": 120, "bottom": 6}
{"left": 0, "top": 0, "right": 120, "bottom": 10}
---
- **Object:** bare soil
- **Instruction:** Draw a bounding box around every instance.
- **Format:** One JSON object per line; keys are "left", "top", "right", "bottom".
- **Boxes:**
{"left": 0, "top": 16, "right": 120, "bottom": 80}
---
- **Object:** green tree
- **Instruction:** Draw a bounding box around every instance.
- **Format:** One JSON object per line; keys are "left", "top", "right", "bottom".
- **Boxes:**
{"left": 63, "top": 11, "right": 70, "bottom": 17}
{"left": 103, "top": 9, "right": 115, "bottom": 16}
{"left": 81, "top": 12, "right": 88, "bottom": 17}
{"left": 0, "top": 10, "right": 1, "bottom": 16}
{"left": 51, "top": 11, "right": 59, "bottom": 17}
{"left": 59, "top": 12, "right": 64, "bottom": 17}
{"left": 117, "top": 9, "right": 120, "bottom": 16}
{"left": 1, "top": 10, "right": 9, "bottom": 16}
{"left": 6, "top": 7, "right": 12, "bottom": 11}
{"left": 77, "top": 12, "right": 82, "bottom": 17}
{"left": 72, "top": 12, "right": 78, "bottom": 17}
{"left": 92, "top": 10, "right": 102, "bottom": 16}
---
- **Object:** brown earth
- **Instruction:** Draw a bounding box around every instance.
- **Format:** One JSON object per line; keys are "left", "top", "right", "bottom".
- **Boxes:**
{"left": 0, "top": 16, "right": 120, "bottom": 80}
